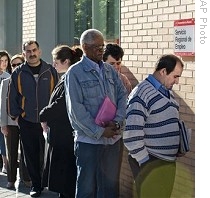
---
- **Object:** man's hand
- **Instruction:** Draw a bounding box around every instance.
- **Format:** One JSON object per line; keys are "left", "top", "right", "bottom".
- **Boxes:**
{"left": 102, "top": 121, "right": 121, "bottom": 138}
{"left": 40, "top": 122, "right": 49, "bottom": 132}
{"left": 1, "top": 126, "right": 8, "bottom": 136}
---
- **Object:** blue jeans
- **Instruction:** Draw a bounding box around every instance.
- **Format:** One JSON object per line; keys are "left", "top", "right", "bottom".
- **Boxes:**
{"left": 75, "top": 140, "right": 123, "bottom": 198}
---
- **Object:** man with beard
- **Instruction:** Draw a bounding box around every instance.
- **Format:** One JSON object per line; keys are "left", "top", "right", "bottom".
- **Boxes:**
{"left": 7, "top": 40, "right": 58, "bottom": 197}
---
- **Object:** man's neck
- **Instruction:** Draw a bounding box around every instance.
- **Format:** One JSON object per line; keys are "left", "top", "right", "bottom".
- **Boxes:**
{"left": 152, "top": 72, "right": 162, "bottom": 84}
{"left": 27, "top": 60, "right": 41, "bottom": 67}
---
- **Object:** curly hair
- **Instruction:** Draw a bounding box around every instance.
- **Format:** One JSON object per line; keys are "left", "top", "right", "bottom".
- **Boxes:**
{"left": 103, "top": 43, "right": 124, "bottom": 62}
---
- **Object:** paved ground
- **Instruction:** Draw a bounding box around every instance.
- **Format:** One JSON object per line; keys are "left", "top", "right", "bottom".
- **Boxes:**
{"left": 0, "top": 171, "right": 58, "bottom": 198}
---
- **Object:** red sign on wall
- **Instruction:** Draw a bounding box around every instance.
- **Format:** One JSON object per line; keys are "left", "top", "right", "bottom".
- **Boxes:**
{"left": 174, "top": 18, "right": 195, "bottom": 56}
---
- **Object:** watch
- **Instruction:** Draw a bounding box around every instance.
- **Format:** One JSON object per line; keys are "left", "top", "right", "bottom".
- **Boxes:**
{"left": 115, "top": 121, "right": 121, "bottom": 130}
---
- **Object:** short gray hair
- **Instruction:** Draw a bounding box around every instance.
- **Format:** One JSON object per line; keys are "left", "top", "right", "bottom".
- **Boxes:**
{"left": 80, "top": 29, "right": 103, "bottom": 46}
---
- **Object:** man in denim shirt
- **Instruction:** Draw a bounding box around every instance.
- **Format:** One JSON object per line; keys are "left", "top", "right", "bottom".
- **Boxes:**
{"left": 65, "top": 29, "right": 127, "bottom": 198}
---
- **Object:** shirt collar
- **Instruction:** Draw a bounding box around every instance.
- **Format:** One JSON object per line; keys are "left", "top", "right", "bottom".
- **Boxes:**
{"left": 83, "top": 56, "right": 104, "bottom": 71}
{"left": 147, "top": 74, "right": 170, "bottom": 98}
{"left": 84, "top": 56, "right": 104, "bottom": 79}
{"left": 147, "top": 74, "right": 161, "bottom": 90}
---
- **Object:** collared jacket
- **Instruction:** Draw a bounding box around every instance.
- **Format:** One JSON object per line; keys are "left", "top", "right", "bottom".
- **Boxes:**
{"left": 65, "top": 56, "right": 127, "bottom": 145}
{"left": 7, "top": 60, "right": 58, "bottom": 123}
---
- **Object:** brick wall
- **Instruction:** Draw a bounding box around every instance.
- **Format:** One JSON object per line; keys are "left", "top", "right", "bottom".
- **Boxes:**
{"left": 22, "top": 0, "right": 36, "bottom": 42}
{"left": 120, "top": 0, "right": 195, "bottom": 197}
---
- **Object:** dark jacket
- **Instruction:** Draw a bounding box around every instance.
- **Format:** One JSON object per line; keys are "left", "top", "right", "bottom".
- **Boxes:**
{"left": 39, "top": 75, "right": 76, "bottom": 196}
{"left": 7, "top": 60, "right": 58, "bottom": 123}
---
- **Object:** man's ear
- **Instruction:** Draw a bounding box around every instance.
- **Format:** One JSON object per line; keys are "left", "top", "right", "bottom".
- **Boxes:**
{"left": 160, "top": 68, "right": 166, "bottom": 76}
{"left": 64, "top": 59, "right": 70, "bottom": 65}
{"left": 83, "top": 44, "right": 88, "bottom": 52}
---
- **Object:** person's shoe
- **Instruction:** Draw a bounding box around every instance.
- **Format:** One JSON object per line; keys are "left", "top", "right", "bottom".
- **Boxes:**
{"left": 6, "top": 182, "right": 15, "bottom": 189}
{"left": 58, "top": 192, "right": 71, "bottom": 198}
{"left": 30, "top": 187, "right": 42, "bottom": 197}
{"left": 58, "top": 193, "right": 65, "bottom": 198}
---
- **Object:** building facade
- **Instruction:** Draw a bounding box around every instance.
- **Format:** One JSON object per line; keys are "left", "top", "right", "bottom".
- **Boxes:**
{"left": 0, "top": 0, "right": 195, "bottom": 197}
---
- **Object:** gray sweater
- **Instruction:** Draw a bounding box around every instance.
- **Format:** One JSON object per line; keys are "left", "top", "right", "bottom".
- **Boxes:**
{"left": 123, "top": 79, "right": 180, "bottom": 164}
{"left": 0, "top": 77, "right": 17, "bottom": 127}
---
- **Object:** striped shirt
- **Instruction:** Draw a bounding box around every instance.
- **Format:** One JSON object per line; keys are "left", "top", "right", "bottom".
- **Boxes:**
{"left": 123, "top": 75, "right": 180, "bottom": 164}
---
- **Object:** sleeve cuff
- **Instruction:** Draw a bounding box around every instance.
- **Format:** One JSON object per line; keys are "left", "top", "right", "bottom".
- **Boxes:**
{"left": 138, "top": 155, "right": 150, "bottom": 166}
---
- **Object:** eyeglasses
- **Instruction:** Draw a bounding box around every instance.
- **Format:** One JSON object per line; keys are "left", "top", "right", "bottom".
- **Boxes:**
{"left": 87, "top": 44, "right": 105, "bottom": 52}
{"left": 11, "top": 62, "right": 22, "bottom": 67}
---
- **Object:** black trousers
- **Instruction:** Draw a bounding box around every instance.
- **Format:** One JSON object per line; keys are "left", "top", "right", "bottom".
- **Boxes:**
{"left": 18, "top": 117, "right": 45, "bottom": 190}
{"left": 128, "top": 154, "right": 176, "bottom": 198}
{"left": 5, "top": 125, "right": 30, "bottom": 182}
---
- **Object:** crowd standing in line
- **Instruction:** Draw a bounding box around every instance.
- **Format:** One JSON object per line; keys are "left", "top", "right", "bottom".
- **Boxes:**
{"left": 39, "top": 45, "right": 82, "bottom": 198}
{"left": 64, "top": 29, "right": 127, "bottom": 198}
{"left": 0, "top": 53, "right": 31, "bottom": 189}
{"left": 2, "top": 30, "right": 185, "bottom": 198}
{"left": 0, "top": 35, "right": 131, "bottom": 198}
{"left": 0, "top": 50, "right": 11, "bottom": 174}
{"left": 7, "top": 41, "right": 58, "bottom": 197}
{"left": 123, "top": 54, "right": 184, "bottom": 198}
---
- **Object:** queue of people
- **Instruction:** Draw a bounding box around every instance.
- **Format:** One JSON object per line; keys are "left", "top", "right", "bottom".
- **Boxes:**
{"left": 0, "top": 28, "right": 185, "bottom": 198}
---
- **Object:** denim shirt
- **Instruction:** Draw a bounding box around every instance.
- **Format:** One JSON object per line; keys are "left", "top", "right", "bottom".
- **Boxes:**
{"left": 64, "top": 56, "right": 127, "bottom": 145}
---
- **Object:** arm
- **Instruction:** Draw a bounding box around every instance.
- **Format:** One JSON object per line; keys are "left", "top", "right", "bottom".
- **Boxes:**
{"left": 113, "top": 70, "right": 127, "bottom": 126}
{"left": 120, "top": 73, "right": 132, "bottom": 95}
{"left": 123, "top": 91, "right": 149, "bottom": 165}
{"left": 7, "top": 73, "right": 24, "bottom": 119}
{"left": 0, "top": 79, "right": 9, "bottom": 135}
{"left": 39, "top": 88, "right": 65, "bottom": 123}
{"left": 65, "top": 69, "right": 103, "bottom": 139}
{"left": 0, "top": 80, "right": 8, "bottom": 126}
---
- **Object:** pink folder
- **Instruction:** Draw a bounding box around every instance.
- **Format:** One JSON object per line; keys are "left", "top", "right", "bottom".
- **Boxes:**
{"left": 95, "top": 96, "right": 116, "bottom": 127}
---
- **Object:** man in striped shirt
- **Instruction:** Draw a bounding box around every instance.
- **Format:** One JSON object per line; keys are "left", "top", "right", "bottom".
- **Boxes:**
{"left": 123, "top": 54, "right": 184, "bottom": 198}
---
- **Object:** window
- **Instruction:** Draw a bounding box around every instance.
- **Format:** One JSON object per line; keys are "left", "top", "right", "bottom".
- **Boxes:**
{"left": 74, "top": 0, "right": 120, "bottom": 44}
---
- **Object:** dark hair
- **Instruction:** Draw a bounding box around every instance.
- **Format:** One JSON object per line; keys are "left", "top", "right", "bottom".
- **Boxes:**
{"left": 52, "top": 45, "right": 83, "bottom": 65}
{"left": 72, "top": 45, "right": 83, "bottom": 59}
{"left": 0, "top": 50, "right": 12, "bottom": 74}
{"left": 103, "top": 43, "right": 124, "bottom": 62}
{"left": 22, "top": 40, "right": 39, "bottom": 51}
{"left": 155, "top": 54, "right": 184, "bottom": 74}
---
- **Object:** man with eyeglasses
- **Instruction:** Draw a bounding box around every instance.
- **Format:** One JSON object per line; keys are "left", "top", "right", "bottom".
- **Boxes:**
{"left": 65, "top": 29, "right": 127, "bottom": 198}
{"left": 7, "top": 41, "right": 58, "bottom": 197}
